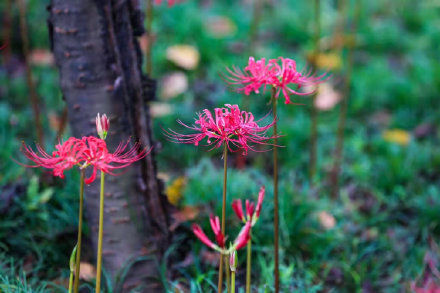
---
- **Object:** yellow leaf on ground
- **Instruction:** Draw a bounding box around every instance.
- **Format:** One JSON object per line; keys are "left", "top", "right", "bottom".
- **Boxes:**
{"left": 318, "top": 211, "right": 336, "bottom": 230}
{"left": 166, "top": 45, "right": 200, "bottom": 70}
{"left": 160, "top": 71, "right": 188, "bottom": 99}
{"left": 382, "top": 129, "right": 411, "bottom": 146}
{"left": 166, "top": 176, "right": 187, "bottom": 205}
{"left": 205, "top": 16, "right": 237, "bottom": 38}
{"left": 315, "top": 53, "right": 342, "bottom": 70}
{"left": 314, "top": 82, "right": 341, "bottom": 111}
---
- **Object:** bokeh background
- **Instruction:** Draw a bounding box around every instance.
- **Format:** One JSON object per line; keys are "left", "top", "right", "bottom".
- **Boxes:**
{"left": 1, "top": 0, "right": 440, "bottom": 291}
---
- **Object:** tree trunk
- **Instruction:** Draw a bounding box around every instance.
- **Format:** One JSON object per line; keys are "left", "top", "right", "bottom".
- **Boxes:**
{"left": 48, "top": 0, "right": 169, "bottom": 291}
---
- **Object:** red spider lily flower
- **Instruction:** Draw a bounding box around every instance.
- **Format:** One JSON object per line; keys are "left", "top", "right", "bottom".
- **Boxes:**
{"left": 96, "top": 113, "right": 109, "bottom": 140}
{"left": 165, "top": 104, "right": 276, "bottom": 155}
{"left": 224, "top": 56, "right": 328, "bottom": 104}
{"left": 231, "top": 186, "right": 265, "bottom": 226}
{"left": 209, "top": 215, "right": 225, "bottom": 248}
{"left": 20, "top": 137, "right": 87, "bottom": 179}
{"left": 154, "top": 0, "right": 182, "bottom": 7}
{"left": 224, "top": 57, "right": 276, "bottom": 95}
{"left": 192, "top": 217, "right": 251, "bottom": 253}
{"left": 233, "top": 221, "right": 251, "bottom": 250}
{"left": 81, "top": 136, "right": 150, "bottom": 184}
{"left": 232, "top": 199, "right": 245, "bottom": 222}
{"left": 192, "top": 224, "right": 218, "bottom": 250}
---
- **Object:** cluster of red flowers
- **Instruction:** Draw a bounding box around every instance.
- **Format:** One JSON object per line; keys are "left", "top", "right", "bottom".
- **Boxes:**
{"left": 225, "top": 57, "right": 328, "bottom": 104}
{"left": 21, "top": 115, "right": 149, "bottom": 184}
{"left": 166, "top": 104, "right": 276, "bottom": 154}
{"left": 193, "top": 215, "right": 251, "bottom": 253}
{"left": 232, "top": 186, "right": 265, "bottom": 226}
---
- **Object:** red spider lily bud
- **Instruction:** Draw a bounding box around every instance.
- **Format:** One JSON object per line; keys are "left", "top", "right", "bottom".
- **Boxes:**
{"left": 229, "top": 250, "right": 237, "bottom": 272}
{"left": 233, "top": 221, "right": 251, "bottom": 251}
{"left": 192, "top": 224, "right": 217, "bottom": 250}
{"left": 232, "top": 199, "right": 245, "bottom": 222}
{"left": 254, "top": 186, "right": 265, "bottom": 219}
{"left": 96, "top": 113, "right": 109, "bottom": 140}
{"left": 245, "top": 200, "right": 255, "bottom": 220}
{"left": 209, "top": 215, "right": 225, "bottom": 248}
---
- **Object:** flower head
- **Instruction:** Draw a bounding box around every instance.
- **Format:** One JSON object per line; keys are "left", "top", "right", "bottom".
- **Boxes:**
{"left": 231, "top": 186, "right": 265, "bottom": 226}
{"left": 96, "top": 113, "right": 109, "bottom": 140}
{"left": 225, "top": 56, "right": 329, "bottom": 104}
{"left": 81, "top": 136, "right": 150, "bottom": 184}
{"left": 165, "top": 104, "right": 276, "bottom": 155}
{"left": 192, "top": 215, "right": 251, "bottom": 254}
{"left": 20, "top": 137, "right": 87, "bottom": 179}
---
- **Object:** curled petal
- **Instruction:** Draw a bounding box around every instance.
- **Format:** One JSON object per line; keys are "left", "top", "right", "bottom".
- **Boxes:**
{"left": 255, "top": 186, "right": 265, "bottom": 219}
{"left": 233, "top": 221, "right": 252, "bottom": 251}
{"left": 192, "top": 224, "right": 217, "bottom": 250}
{"left": 231, "top": 199, "right": 245, "bottom": 222}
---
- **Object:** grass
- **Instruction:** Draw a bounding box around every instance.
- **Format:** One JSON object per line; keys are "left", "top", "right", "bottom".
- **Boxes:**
{"left": 2, "top": 0, "right": 440, "bottom": 291}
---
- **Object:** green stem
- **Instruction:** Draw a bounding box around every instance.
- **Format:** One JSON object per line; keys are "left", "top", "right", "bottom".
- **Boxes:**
{"left": 145, "top": 0, "right": 153, "bottom": 76}
{"left": 225, "top": 255, "right": 231, "bottom": 293}
{"left": 231, "top": 269, "right": 236, "bottom": 293}
{"left": 68, "top": 269, "right": 74, "bottom": 293}
{"left": 246, "top": 230, "right": 252, "bottom": 293}
{"left": 309, "top": 0, "right": 321, "bottom": 183}
{"left": 73, "top": 170, "right": 85, "bottom": 293}
{"left": 218, "top": 144, "right": 228, "bottom": 293}
{"left": 272, "top": 87, "right": 279, "bottom": 293}
{"left": 95, "top": 171, "right": 105, "bottom": 293}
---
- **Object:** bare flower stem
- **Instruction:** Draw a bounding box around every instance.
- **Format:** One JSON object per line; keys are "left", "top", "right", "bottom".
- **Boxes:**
{"left": 245, "top": 230, "right": 252, "bottom": 293}
{"left": 73, "top": 170, "right": 85, "bottom": 293}
{"left": 17, "top": 0, "right": 44, "bottom": 146}
{"left": 218, "top": 143, "right": 228, "bottom": 293}
{"left": 330, "top": 0, "right": 360, "bottom": 198}
{"left": 231, "top": 266, "right": 236, "bottom": 293}
{"left": 225, "top": 255, "right": 231, "bottom": 293}
{"left": 95, "top": 172, "right": 105, "bottom": 293}
{"left": 272, "top": 87, "right": 280, "bottom": 293}
{"left": 145, "top": 0, "right": 154, "bottom": 76}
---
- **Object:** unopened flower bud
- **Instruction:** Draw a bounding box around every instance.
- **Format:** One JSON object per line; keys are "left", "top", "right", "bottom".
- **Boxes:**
{"left": 229, "top": 250, "right": 237, "bottom": 272}
{"left": 96, "top": 113, "right": 109, "bottom": 139}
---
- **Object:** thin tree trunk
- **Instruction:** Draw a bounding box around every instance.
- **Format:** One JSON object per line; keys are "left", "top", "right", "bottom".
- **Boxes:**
{"left": 49, "top": 0, "right": 169, "bottom": 291}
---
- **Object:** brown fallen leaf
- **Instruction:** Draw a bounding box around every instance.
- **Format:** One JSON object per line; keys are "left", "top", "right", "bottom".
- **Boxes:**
{"left": 160, "top": 71, "right": 188, "bottom": 99}
{"left": 30, "top": 49, "right": 54, "bottom": 66}
{"left": 205, "top": 16, "right": 237, "bottom": 38}
{"left": 166, "top": 45, "right": 200, "bottom": 70}
{"left": 170, "top": 205, "right": 199, "bottom": 231}
{"left": 382, "top": 129, "right": 411, "bottom": 146}
{"left": 318, "top": 211, "right": 336, "bottom": 230}
{"left": 314, "top": 82, "right": 341, "bottom": 111}
{"left": 79, "top": 262, "right": 95, "bottom": 281}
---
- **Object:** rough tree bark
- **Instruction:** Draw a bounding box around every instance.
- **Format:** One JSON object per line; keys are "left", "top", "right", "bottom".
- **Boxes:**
{"left": 48, "top": 0, "right": 169, "bottom": 291}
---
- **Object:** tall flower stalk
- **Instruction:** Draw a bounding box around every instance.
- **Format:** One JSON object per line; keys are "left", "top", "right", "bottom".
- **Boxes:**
{"left": 330, "top": 0, "right": 361, "bottom": 198}
{"left": 225, "top": 57, "right": 328, "bottom": 292}
{"left": 166, "top": 104, "right": 275, "bottom": 291}
{"left": 231, "top": 186, "right": 265, "bottom": 293}
{"left": 73, "top": 170, "right": 85, "bottom": 293}
{"left": 309, "top": 0, "right": 321, "bottom": 183}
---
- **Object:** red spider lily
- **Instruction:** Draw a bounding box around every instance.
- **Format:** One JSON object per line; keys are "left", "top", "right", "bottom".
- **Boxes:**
{"left": 192, "top": 217, "right": 251, "bottom": 253}
{"left": 165, "top": 104, "right": 276, "bottom": 155}
{"left": 154, "top": 0, "right": 182, "bottom": 7}
{"left": 96, "top": 113, "right": 109, "bottom": 140}
{"left": 232, "top": 186, "right": 265, "bottom": 226}
{"left": 81, "top": 136, "right": 151, "bottom": 184}
{"left": 20, "top": 137, "right": 87, "bottom": 179}
{"left": 224, "top": 56, "right": 328, "bottom": 104}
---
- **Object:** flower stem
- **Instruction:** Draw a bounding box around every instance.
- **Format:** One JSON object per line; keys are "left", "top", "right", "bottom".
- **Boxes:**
{"left": 225, "top": 255, "right": 231, "bottom": 293}
{"left": 272, "top": 87, "right": 279, "bottom": 293}
{"left": 68, "top": 268, "right": 74, "bottom": 293}
{"left": 95, "top": 171, "right": 105, "bottom": 293}
{"left": 330, "top": 0, "right": 360, "bottom": 198}
{"left": 231, "top": 268, "right": 236, "bottom": 293}
{"left": 218, "top": 144, "right": 228, "bottom": 293}
{"left": 73, "top": 170, "right": 85, "bottom": 293}
{"left": 245, "top": 230, "right": 252, "bottom": 293}
{"left": 145, "top": 0, "right": 153, "bottom": 76}
{"left": 309, "top": 0, "right": 321, "bottom": 183}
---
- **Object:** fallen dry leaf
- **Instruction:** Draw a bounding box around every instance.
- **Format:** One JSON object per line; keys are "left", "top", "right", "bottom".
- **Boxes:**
{"left": 150, "top": 102, "right": 173, "bottom": 118}
{"left": 318, "top": 211, "right": 336, "bottom": 230}
{"left": 166, "top": 176, "right": 187, "bottom": 205}
{"left": 79, "top": 262, "right": 95, "bottom": 281}
{"left": 166, "top": 45, "right": 200, "bottom": 70}
{"left": 160, "top": 71, "right": 188, "bottom": 99}
{"left": 205, "top": 16, "right": 237, "bottom": 38}
{"left": 30, "top": 49, "right": 54, "bottom": 66}
{"left": 315, "top": 53, "right": 342, "bottom": 71}
{"left": 314, "top": 82, "right": 341, "bottom": 111}
{"left": 382, "top": 129, "right": 411, "bottom": 146}
{"left": 170, "top": 205, "right": 199, "bottom": 231}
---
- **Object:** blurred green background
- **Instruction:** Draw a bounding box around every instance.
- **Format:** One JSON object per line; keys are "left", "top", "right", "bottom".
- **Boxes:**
{"left": 1, "top": 0, "right": 440, "bottom": 291}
